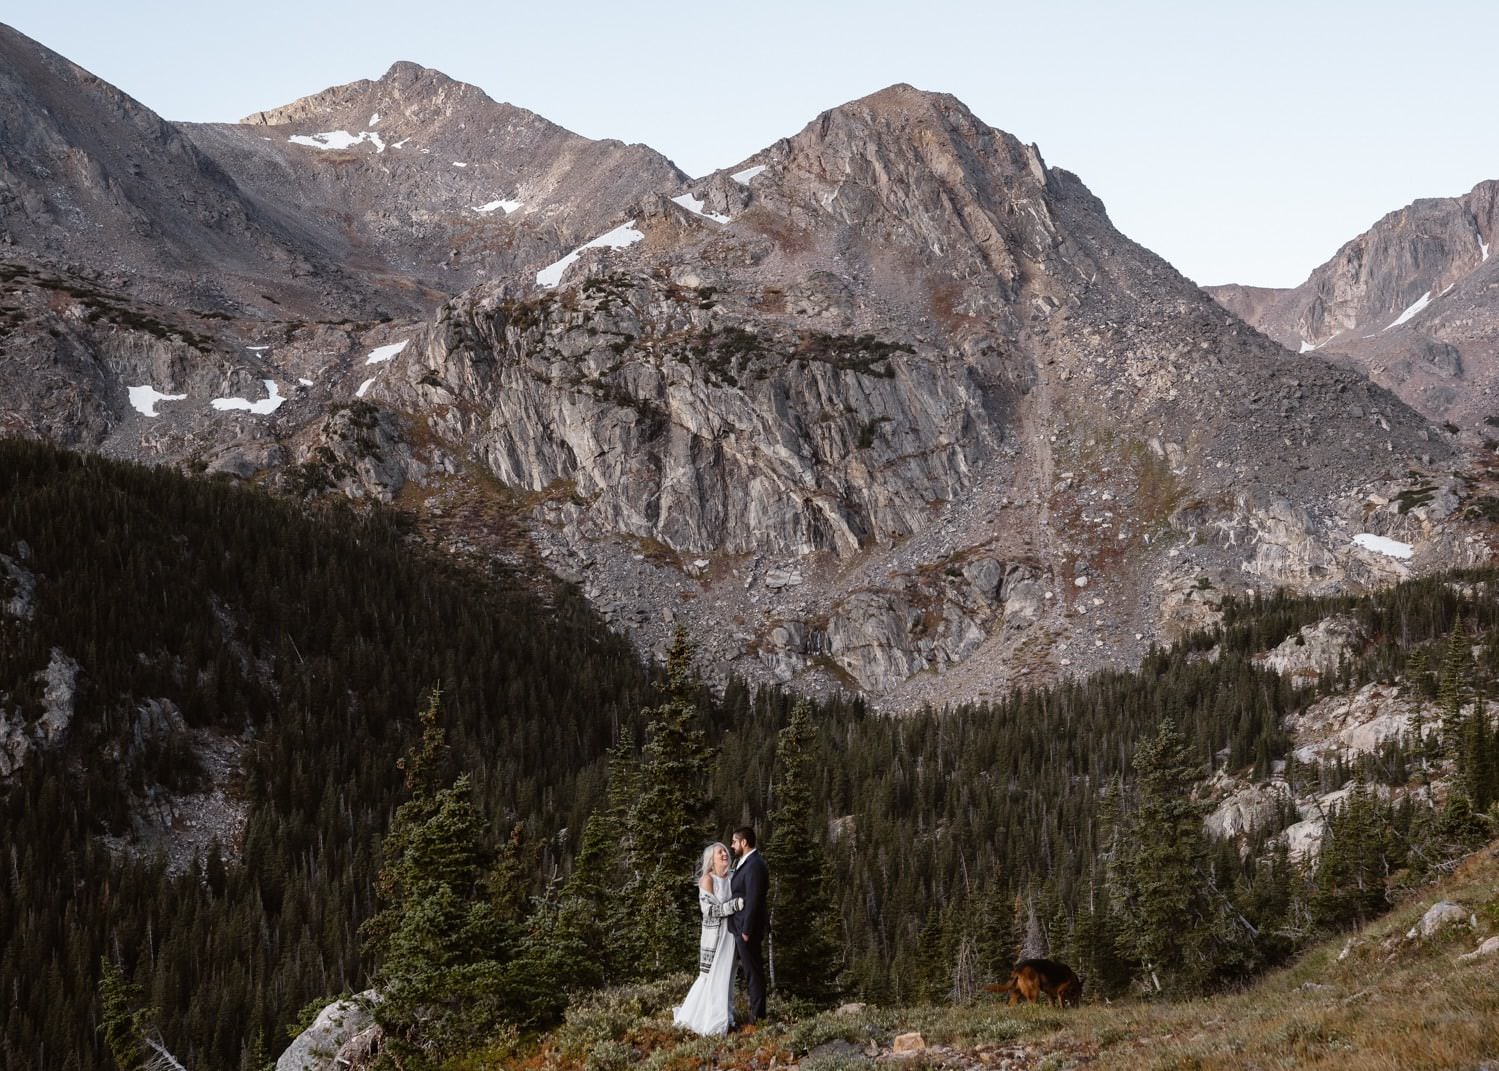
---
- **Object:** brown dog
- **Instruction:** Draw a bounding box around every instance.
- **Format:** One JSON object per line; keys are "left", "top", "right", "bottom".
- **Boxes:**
{"left": 987, "top": 959, "right": 1083, "bottom": 1007}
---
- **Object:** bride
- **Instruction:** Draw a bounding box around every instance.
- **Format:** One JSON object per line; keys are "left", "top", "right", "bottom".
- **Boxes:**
{"left": 672, "top": 841, "right": 743, "bottom": 1035}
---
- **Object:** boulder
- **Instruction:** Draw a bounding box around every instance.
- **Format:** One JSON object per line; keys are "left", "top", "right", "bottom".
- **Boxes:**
{"left": 1406, "top": 901, "right": 1475, "bottom": 941}
{"left": 892, "top": 1032, "right": 927, "bottom": 1055}
{"left": 1458, "top": 935, "right": 1499, "bottom": 963}
{"left": 276, "top": 992, "right": 378, "bottom": 1071}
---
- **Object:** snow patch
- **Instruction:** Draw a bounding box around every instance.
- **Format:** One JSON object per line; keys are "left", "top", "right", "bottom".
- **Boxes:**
{"left": 473, "top": 199, "right": 523, "bottom": 214}
{"left": 730, "top": 164, "right": 766, "bottom": 185}
{"left": 289, "top": 130, "right": 386, "bottom": 153}
{"left": 355, "top": 377, "right": 376, "bottom": 398}
{"left": 393, "top": 138, "right": 410, "bottom": 149}
{"left": 1483, "top": 238, "right": 1491, "bottom": 262}
{"left": 368, "top": 112, "right": 380, "bottom": 127}
{"left": 1384, "top": 291, "right": 1431, "bottom": 331}
{"left": 1299, "top": 339, "right": 1319, "bottom": 353}
{"left": 246, "top": 345, "right": 271, "bottom": 352}
{"left": 298, "top": 378, "right": 314, "bottom": 387}
{"left": 671, "top": 192, "right": 732, "bottom": 224}
{"left": 127, "top": 385, "right": 187, "bottom": 418}
{"left": 1353, "top": 533, "right": 1413, "bottom": 559}
{"left": 365, "top": 340, "right": 410, "bottom": 365}
{"left": 453, "top": 161, "right": 468, "bottom": 168}
{"left": 536, "top": 220, "right": 643, "bottom": 289}
{"left": 211, "top": 380, "right": 285, "bottom": 415}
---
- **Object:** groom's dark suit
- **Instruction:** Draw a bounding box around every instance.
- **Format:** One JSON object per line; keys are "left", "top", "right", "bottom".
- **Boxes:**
{"left": 727, "top": 848, "right": 769, "bottom": 1023}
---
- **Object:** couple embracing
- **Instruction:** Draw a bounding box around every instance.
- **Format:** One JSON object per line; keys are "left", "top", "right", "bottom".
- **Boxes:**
{"left": 672, "top": 826, "right": 768, "bottom": 1036}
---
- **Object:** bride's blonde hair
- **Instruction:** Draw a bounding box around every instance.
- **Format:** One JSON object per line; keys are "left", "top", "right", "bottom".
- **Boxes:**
{"left": 696, "top": 841, "right": 730, "bottom": 883}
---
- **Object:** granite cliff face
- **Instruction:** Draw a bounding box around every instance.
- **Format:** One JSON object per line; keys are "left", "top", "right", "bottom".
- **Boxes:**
{"left": 1208, "top": 180, "right": 1499, "bottom": 428}
{"left": 348, "top": 86, "right": 1482, "bottom": 702}
{"left": 1, "top": 29, "right": 1491, "bottom": 705}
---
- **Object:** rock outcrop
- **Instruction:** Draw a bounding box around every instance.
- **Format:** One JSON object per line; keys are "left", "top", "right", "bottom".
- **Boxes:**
{"left": 360, "top": 84, "right": 1471, "bottom": 702}
{"left": 1254, "top": 615, "right": 1366, "bottom": 688}
{"left": 276, "top": 993, "right": 379, "bottom": 1071}
{"left": 0, "top": 647, "right": 78, "bottom": 778}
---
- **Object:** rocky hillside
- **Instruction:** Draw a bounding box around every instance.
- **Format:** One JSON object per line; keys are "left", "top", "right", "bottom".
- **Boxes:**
{"left": 356, "top": 85, "right": 1485, "bottom": 703}
{"left": 1208, "top": 180, "right": 1499, "bottom": 429}
{"left": 181, "top": 61, "right": 688, "bottom": 301}
{"left": 1, "top": 26, "right": 1492, "bottom": 706}
{"left": 0, "top": 23, "right": 386, "bottom": 318}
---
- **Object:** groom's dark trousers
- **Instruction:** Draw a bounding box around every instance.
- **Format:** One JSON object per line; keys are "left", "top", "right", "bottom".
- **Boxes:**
{"left": 729, "top": 850, "right": 769, "bottom": 1023}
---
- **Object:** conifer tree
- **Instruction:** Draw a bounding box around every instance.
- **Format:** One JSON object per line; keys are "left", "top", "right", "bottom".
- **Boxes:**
{"left": 99, "top": 956, "right": 149, "bottom": 1071}
{"left": 622, "top": 630, "right": 715, "bottom": 977}
{"left": 1439, "top": 626, "right": 1471, "bottom": 751}
{"left": 767, "top": 701, "right": 842, "bottom": 1004}
{"left": 362, "top": 693, "right": 517, "bottom": 1065}
{"left": 547, "top": 745, "right": 639, "bottom": 991}
{"left": 1109, "top": 718, "right": 1212, "bottom": 994}
{"left": 1310, "top": 778, "right": 1392, "bottom": 928}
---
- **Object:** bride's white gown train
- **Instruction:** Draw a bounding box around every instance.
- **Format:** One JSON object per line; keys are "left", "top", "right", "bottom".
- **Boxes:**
{"left": 672, "top": 874, "right": 740, "bottom": 1035}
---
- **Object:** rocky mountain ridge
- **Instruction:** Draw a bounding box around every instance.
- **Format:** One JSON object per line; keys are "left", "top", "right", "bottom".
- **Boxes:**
{"left": 1208, "top": 180, "right": 1499, "bottom": 430}
{"left": 1, "top": 26, "right": 1493, "bottom": 706}
{"left": 349, "top": 86, "right": 1485, "bottom": 702}
{"left": 0, "top": 22, "right": 370, "bottom": 317}
{"left": 183, "top": 60, "right": 687, "bottom": 301}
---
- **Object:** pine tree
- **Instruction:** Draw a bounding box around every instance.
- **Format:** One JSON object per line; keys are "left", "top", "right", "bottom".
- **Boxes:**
{"left": 1439, "top": 626, "right": 1471, "bottom": 752}
{"left": 621, "top": 630, "right": 715, "bottom": 977}
{"left": 99, "top": 956, "right": 149, "bottom": 1071}
{"left": 767, "top": 701, "right": 842, "bottom": 1005}
{"left": 1109, "top": 718, "right": 1213, "bottom": 994}
{"left": 546, "top": 745, "right": 638, "bottom": 992}
{"left": 1310, "top": 778, "right": 1392, "bottom": 928}
{"left": 362, "top": 695, "right": 517, "bottom": 1066}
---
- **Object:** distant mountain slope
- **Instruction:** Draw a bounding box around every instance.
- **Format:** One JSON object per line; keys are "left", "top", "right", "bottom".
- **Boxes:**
{"left": 1208, "top": 180, "right": 1499, "bottom": 427}
{"left": 360, "top": 84, "right": 1482, "bottom": 702}
{"left": 0, "top": 22, "right": 381, "bottom": 317}
{"left": 181, "top": 61, "right": 689, "bottom": 299}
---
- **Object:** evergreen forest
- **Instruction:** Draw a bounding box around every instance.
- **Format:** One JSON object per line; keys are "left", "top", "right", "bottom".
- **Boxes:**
{"left": 1, "top": 438, "right": 1496, "bottom": 1068}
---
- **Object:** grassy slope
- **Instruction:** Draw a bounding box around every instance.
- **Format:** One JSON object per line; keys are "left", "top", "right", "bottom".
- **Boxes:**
{"left": 477, "top": 838, "right": 1499, "bottom": 1071}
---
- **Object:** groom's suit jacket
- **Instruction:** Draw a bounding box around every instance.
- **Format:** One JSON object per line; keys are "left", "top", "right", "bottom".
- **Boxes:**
{"left": 728, "top": 849, "right": 769, "bottom": 943}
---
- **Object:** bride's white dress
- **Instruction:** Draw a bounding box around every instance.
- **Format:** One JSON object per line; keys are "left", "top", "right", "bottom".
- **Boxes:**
{"left": 672, "top": 873, "right": 739, "bottom": 1035}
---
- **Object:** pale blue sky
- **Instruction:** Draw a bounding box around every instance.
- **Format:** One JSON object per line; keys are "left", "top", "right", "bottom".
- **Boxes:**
{"left": 8, "top": 1, "right": 1495, "bottom": 287}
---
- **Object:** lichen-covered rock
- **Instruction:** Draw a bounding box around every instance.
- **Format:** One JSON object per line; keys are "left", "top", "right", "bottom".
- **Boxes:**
{"left": 1406, "top": 901, "right": 1476, "bottom": 941}
{"left": 1205, "top": 782, "right": 1293, "bottom": 842}
{"left": 276, "top": 992, "right": 378, "bottom": 1071}
{"left": 1256, "top": 615, "right": 1366, "bottom": 688}
{"left": 1458, "top": 935, "right": 1499, "bottom": 962}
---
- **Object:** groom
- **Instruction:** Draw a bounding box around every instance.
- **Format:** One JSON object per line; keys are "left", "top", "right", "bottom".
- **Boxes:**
{"left": 727, "top": 826, "right": 769, "bottom": 1026}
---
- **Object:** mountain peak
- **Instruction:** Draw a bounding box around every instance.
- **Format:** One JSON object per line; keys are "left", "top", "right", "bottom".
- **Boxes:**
{"left": 239, "top": 61, "right": 499, "bottom": 127}
{"left": 379, "top": 59, "right": 452, "bottom": 85}
{"left": 811, "top": 82, "right": 983, "bottom": 134}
